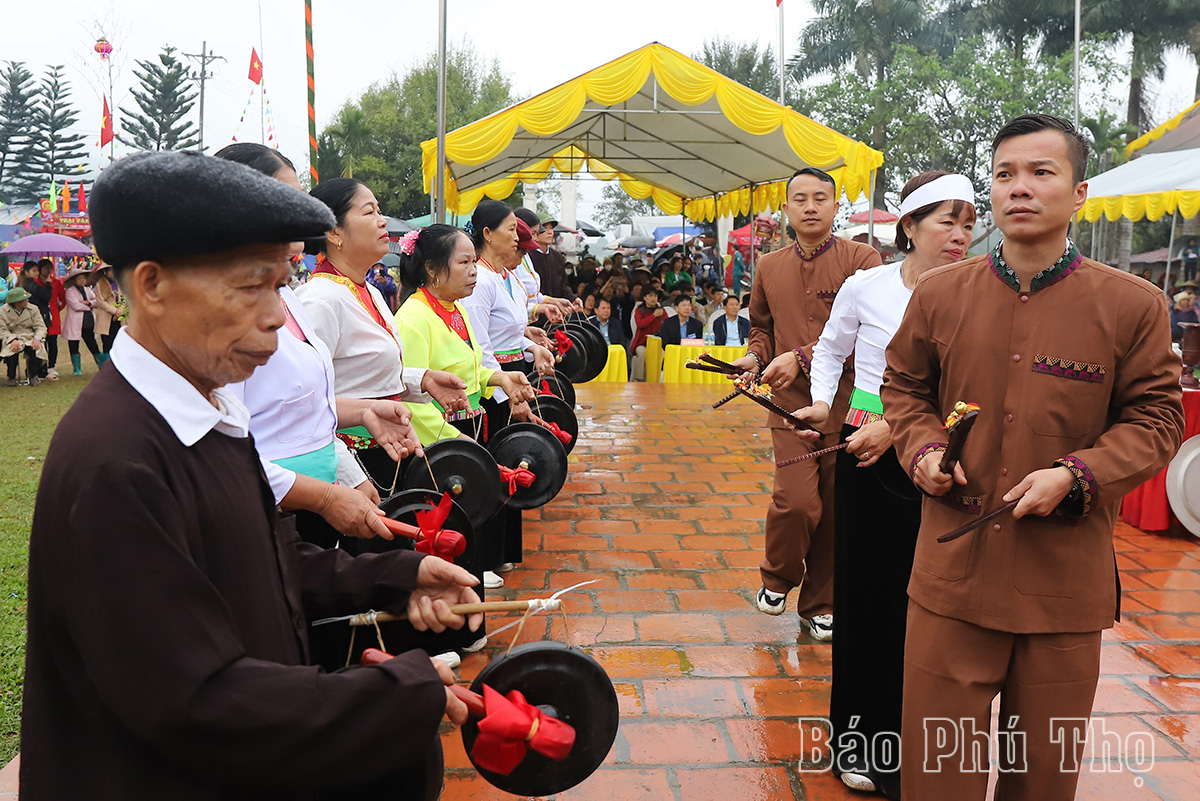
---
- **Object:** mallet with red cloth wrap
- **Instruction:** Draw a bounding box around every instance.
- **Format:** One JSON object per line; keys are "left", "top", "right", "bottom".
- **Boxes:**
{"left": 372, "top": 491, "right": 465, "bottom": 562}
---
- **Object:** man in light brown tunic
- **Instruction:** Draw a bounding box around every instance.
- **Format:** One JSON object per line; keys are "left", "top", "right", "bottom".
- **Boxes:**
{"left": 731, "top": 168, "right": 881, "bottom": 639}
{"left": 882, "top": 114, "right": 1184, "bottom": 800}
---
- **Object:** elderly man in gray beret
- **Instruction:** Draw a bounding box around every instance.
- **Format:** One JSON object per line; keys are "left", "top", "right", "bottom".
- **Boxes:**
{"left": 22, "top": 152, "right": 480, "bottom": 801}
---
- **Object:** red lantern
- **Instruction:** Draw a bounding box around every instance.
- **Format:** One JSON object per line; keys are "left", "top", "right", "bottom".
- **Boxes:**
{"left": 93, "top": 38, "right": 113, "bottom": 59}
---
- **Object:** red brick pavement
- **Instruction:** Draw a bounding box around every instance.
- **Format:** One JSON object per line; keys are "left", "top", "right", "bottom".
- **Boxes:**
{"left": 437, "top": 382, "right": 1200, "bottom": 801}
{"left": 3, "top": 382, "right": 1200, "bottom": 799}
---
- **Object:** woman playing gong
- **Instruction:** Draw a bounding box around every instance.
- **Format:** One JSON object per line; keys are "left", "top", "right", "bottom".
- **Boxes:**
{"left": 394, "top": 224, "right": 536, "bottom": 447}
{"left": 298, "top": 178, "right": 469, "bottom": 493}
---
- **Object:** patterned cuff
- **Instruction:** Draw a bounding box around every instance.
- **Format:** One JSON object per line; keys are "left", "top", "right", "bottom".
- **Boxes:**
{"left": 794, "top": 348, "right": 811, "bottom": 381}
{"left": 1052, "top": 455, "right": 1095, "bottom": 523}
{"left": 911, "top": 442, "right": 948, "bottom": 479}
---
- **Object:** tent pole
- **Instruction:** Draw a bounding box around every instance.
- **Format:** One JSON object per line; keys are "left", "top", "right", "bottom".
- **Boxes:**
{"left": 434, "top": 0, "right": 448, "bottom": 224}
{"left": 749, "top": 182, "right": 757, "bottom": 284}
{"left": 1165, "top": 209, "right": 1178, "bottom": 298}
{"left": 867, "top": 170, "right": 876, "bottom": 249}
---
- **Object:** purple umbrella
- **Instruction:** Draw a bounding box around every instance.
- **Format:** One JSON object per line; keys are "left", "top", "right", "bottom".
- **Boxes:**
{"left": 2, "top": 232, "right": 93, "bottom": 258}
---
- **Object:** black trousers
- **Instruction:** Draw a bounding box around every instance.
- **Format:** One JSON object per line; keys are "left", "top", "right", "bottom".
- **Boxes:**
{"left": 828, "top": 424, "right": 922, "bottom": 800}
{"left": 68, "top": 332, "right": 99, "bottom": 356}
{"left": 101, "top": 320, "right": 120, "bottom": 352}
{"left": 44, "top": 334, "right": 57, "bottom": 370}
{"left": 4, "top": 346, "right": 42, "bottom": 379}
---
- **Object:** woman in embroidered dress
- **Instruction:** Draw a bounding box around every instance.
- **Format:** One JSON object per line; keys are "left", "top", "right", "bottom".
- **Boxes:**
{"left": 394, "top": 224, "right": 535, "bottom": 447}
{"left": 296, "top": 178, "right": 470, "bottom": 495}
{"left": 458, "top": 200, "right": 556, "bottom": 587}
{"left": 790, "top": 172, "right": 977, "bottom": 798}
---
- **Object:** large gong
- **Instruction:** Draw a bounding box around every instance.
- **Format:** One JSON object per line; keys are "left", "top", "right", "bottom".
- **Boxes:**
{"left": 552, "top": 327, "right": 589, "bottom": 383}
{"left": 530, "top": 394, "right": 580, "bottom": 454}
{"left": 402, "top": 438, "right": 501, "bottom": 530}
{"left": 462, "top": 642, "right": 619, "bottom": 796}
{"left": 564, "top": 321, "right": 609, "bottom": 384}
{"left": 488, "top": 422, "right": 568, "bottom": 509}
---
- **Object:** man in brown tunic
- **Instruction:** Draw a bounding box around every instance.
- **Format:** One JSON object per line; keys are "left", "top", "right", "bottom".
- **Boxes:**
{"left": 732, "top": 168, "right": 881, "bottom": 639}
{"left": 882, "top": 115, "right": 1184, "bottom": 800}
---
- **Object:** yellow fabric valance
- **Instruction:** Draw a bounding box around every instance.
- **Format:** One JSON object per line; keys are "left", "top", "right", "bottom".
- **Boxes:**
{"left": 1077, "top": 190, "right": 1200, "bottom": 223}
{"left": 421, "top": 43, "right": 883, "bottom": 221}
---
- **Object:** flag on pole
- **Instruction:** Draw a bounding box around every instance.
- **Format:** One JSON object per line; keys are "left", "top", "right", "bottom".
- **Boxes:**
{"left": 248, "top": 48, "right": 263, "bottom": 84}
{"left": 77, "top": 181, "right": 87, "bottom": 214}
{"left": 61, "top": 182, "right": 71, "bottom": 213}
{"left": 100, "top": 96, "right": 114, "bottom": 146}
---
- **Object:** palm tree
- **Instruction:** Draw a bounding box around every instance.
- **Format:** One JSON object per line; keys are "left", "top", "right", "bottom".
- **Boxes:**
{"left": 790, "top": 0, "right": 926, "bottom": 206}
{"left": 1084, "top": 0, "right": 1192, "bottom": 134}
{"left": 327, "top": 108, "right": 370, "bottom": 178}
{"left": 933, "top": 0, "right": 1074, "bottom": 93}
{"left": 1081, "top": 111, "right": 1137, "bottom": 263}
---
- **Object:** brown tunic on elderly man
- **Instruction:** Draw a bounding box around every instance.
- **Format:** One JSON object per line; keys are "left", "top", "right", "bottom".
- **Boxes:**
{"left": 21, "top": 151, "right": 482, "bottom": 801}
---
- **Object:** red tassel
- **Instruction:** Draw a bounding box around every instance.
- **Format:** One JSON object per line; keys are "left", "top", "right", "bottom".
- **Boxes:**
{"left": 497, "top": 465, "right": 536, "bottom": 495}
{"left": 471, "top": 685, "right": 575, "bottom": 775}
{"left": 552, "top": 329, "right": 573, "bottom": 357}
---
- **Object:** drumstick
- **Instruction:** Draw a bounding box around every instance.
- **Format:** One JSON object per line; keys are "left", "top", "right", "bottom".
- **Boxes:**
{"left": 347, "top": 599, "right": 565, "bottom": 625}
{"left": 686, "top": 362, "right": 733, "bottom": 374}
{"left": 732, "top": 382, "right": 824, "bottom": 435}
{"left": 362, "top": 649, "right": 488, "bottom": 716}
{"left": 776, "top": 441, "right": 849, "bottom": 467}
{"left": 936, "top": 500, "right": 1019, "bottom": 543}
{"left": 712, "top": 388, "right": 740, "bottom": 409}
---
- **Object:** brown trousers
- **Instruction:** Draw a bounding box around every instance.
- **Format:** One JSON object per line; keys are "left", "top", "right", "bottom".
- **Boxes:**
{"left": 901, "top": 601, "right": 1102, "bottom": 801}
{"left": 760, "top": 427, "right": 836, "bottom": 617}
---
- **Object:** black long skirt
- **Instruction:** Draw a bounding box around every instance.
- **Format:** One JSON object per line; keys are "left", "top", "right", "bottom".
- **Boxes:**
{"left": 481, "top": 394, "right": 524, "bottom": 568}
{"left": 828, "top": 424, "right": 921, "bottom": 800}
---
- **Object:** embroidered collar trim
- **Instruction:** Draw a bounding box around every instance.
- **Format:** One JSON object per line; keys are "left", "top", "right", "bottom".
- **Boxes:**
{"left": 988, "top": 238, "right": 1082, "bottom": 293}
{"left": 794, "top": 233, "right": 835, "bottom": 262}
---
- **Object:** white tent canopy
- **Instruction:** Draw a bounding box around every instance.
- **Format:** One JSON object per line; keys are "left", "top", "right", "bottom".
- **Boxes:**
{"left": 1079, "top": 148, "right": 1200, "bottom": 223}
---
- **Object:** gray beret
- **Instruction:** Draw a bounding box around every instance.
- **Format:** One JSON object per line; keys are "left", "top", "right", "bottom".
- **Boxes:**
{"left": 90, "top": 150, "right": 335, "bottom": 267}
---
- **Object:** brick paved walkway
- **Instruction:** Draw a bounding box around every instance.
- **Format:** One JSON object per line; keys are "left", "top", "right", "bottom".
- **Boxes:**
{"left": 439, "top": 382, "right": 1200, "bottom": 801}
{"left": 3, "top": 382, "right": 1200, "bottom": 799}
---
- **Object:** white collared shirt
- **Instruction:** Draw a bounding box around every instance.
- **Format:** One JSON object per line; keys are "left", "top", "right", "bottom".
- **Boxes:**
{"left": 809, "top": 260, "right": 913, "bottom": 408}
{"left": 109, "top": 328, "right": 251, "bottom": 444}
{"left": 460, "top": 261, "right": 537, "bottom": 401}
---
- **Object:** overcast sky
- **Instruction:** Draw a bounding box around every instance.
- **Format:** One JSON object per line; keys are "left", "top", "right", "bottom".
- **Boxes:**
{"left": 8, "top": 0, "right": 1197, "bottom": 219}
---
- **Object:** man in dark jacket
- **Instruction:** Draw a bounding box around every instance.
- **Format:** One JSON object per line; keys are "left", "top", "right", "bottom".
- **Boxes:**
{"left": 22, "top": 151, "right": 481, "bottom": 801}
{"left": 659, "top": 296, "right": 703, "bottom": 346}
{"left": 588, "top": 296, "right": 628, "bottom": 353}
{"left": 712, "top": 294, "right": 751, "bottom": 346}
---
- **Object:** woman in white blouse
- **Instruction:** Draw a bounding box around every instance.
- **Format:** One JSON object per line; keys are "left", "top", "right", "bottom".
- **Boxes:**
{"left": 216, "top": 145, "right": 424, "bottom": 545}
{"left": 298, "top": 177, "right": 469, "bottom": 492}
{"left": 792, "top": 172, "right": 976, "bottom": 797}
{"left": 458, "top": 199, "right": 557, "bottom": 587}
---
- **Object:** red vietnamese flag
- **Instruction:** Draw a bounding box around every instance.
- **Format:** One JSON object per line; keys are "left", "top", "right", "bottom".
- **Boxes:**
{"left": 248, "top": 48, "right": 263, "bottom": 84}
{"left": 100, "top": 96, "right": 113, "bottom": 146}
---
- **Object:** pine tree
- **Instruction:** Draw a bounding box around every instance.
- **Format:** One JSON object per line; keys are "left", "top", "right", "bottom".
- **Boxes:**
{"left": 120, "top": 46, "right": 199, "bottom": 151}
{"left": 21, "top": 65, "right": 87, "bottom": 202}
{"left": 0, "top": 60, "right": 37, "bottom": 204}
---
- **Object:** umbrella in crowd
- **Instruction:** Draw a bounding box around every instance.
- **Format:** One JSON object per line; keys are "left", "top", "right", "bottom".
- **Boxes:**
{"left": 2, "top": 232, "right": 94, "bottom": 258}
{"left": 848, "top": 209, "right": 899, "bottom": 224}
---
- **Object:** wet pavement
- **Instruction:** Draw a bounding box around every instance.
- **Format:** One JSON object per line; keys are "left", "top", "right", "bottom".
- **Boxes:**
{"left": 2, "top": 381, "right": 1199, "bottom": 799}
{"left": 438, "top": 382, "right": 1200, "bottom": 800}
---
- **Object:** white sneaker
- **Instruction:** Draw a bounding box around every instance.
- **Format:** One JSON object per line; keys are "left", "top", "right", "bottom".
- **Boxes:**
{"left": 483, "top": 571, "right": 504, "bottom": 589}
{"left": 839, "top": 772, "right": 876, "bottom": 793}
{"left": 756, "top": 586, "right": 787, "bottom": 615}
{"left": 462, "top": 636, "right": 488, "bottom": 653}
{"left": 46, "top": 369, "right": 59, "bottom": 380}
{"left": 801, "top": 614, "right": 834, "bottom": 642}
{"left": 431, "top": 651, "right": 461, "bottom": 669}
{"left": 495, "top": 562, "right": 515, "bottom": 573}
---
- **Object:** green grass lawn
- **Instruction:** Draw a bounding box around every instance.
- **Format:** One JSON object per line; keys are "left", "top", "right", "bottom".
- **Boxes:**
{"left": 0, "top": 356, "right": 101, "bottom": 764}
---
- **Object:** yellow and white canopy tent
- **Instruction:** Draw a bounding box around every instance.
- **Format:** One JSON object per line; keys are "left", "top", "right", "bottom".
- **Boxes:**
{"left": 1077, "top": 98, "right": 1200, "bottom": 292}
{"left": 420, "top": 43, "right": 883, "bottom": 224}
